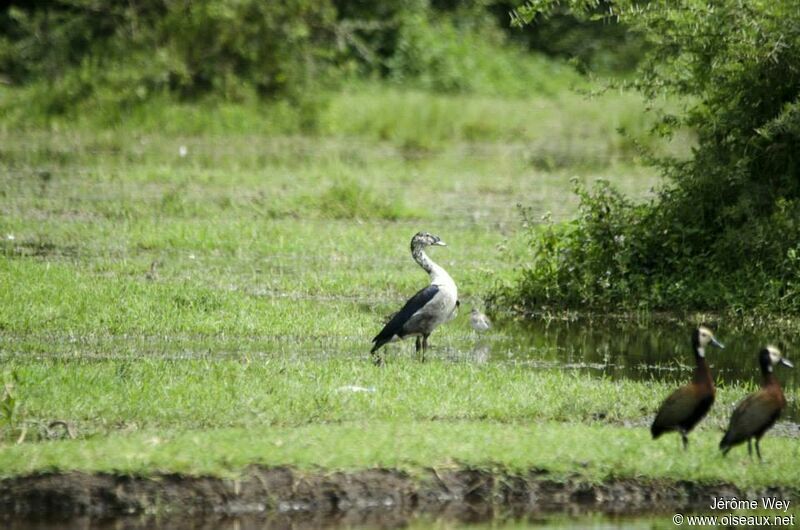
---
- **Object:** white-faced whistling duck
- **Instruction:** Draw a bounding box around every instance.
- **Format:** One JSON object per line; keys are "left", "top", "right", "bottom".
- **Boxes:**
{"left": 720, "top": 346, "right": 793, "bottom": 461}
{"left": 651, "top": 326, "right": 724, "bottom": 449}
{"left": 370, "top": 232, "right": 458, "bottom": 365}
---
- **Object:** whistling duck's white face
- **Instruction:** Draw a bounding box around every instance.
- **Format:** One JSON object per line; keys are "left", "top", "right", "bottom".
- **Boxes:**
{"left": 767, "top": 345, "right": 794, "bottom": 368}
{"left": 696, "top": 326, "right": 724, "bottom": 355}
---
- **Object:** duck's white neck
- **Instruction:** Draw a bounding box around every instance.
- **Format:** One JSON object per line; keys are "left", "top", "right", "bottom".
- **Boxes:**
{"left": 413, "top": 247, "right": 455, "bottom": 288}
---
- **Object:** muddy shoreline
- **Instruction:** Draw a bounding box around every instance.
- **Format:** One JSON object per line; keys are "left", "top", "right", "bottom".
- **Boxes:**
{"left": 2, "top": 466, "right": 797, "bottom": 527}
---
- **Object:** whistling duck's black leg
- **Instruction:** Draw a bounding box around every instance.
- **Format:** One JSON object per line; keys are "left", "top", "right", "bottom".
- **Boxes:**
{"left": 421, "top": 334, "right": 429, "bottom": 363}
{"left": 747, "top": 439, "right": 752, "bottom": 458}
{"left": 755, "top": 439, "right": 763, "bottom": 463}
{"left": 415, "top": 336, "right": 422, "bottom": 354}
{"left": 681, "top": 431, "right": 689, "bottom": 450}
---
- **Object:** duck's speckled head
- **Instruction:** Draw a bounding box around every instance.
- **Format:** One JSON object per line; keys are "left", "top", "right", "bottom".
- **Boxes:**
{"left": 411, "top": 232, "right": 446, "bottom": 250}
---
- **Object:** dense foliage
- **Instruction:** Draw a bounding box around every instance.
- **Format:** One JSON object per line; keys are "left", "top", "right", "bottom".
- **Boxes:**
{"left": 489, "top": 0, "right": 646, "bottom": 72}
{"left": 0, "top": 1, "right": 337, "bottom": 116}
{"left": 0, "top": 0, "right": 637, "bottom": 118}
{"left": 496, "top": 0, "right": 800, "bottom": 315}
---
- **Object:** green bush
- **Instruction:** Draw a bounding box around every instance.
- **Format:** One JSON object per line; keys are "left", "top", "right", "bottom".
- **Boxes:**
{"left": 495, "top": 0, "right": 800, "bottom": 315}
{"left": 504, "top": 180, "right": 647, "bottom": 311}
{"left": 489, "top": 0, "right": 647, "bottom": 73}
{"left": 0, "top": 1, "right": 337, "bottom": 115}
{"left": 0, "top": 0, "right": 623, "bottom": 122}
{"left": 386, "top": 8, "right": 575, "bottom": 96}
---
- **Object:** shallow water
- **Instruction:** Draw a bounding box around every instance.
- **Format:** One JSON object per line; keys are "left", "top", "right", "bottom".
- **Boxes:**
{"left": 3, "top": 317, "right": 798, "bottom": 422}
{"left": 475, "top": 318, "right": 799, "bottom": 421}
{"left": 2, "top": 512, "right": 679, "bottom": 530}
{"left": 3, "top": 319, "right": 797, "bottom": 528}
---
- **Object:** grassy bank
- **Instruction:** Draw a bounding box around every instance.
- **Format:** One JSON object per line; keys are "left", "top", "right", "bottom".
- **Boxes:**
{"left": 3, "top": 353, "right": 798, "bottom": 491}
{"left": 4, "top": 78, "right": 793, "bottom": 492}
{"left": 1, "top": 84, "right": 661, "bottom": 346}
{"left": 3, "top": 420, "right": 799, "bottom": 489}
{"left": 2, "top": 355, "right": 797, "bottom": 489}
{"left": 4, "top": 357, "right": 788, "bottom": 437}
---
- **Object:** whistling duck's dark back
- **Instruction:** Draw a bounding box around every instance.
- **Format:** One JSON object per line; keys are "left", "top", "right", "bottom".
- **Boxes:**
{"left": 720, "top": 346, "right": 793, "bottom": 461}
{"left": 651, "top": 326, "right": 724, "bottom": 449}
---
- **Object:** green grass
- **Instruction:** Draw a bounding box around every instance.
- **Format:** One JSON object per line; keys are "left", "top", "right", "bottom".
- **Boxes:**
{"left": 2, "top": 357, "right": 796, "bottom": 487}
{"left": 1, "top": 357, "right": 787, "bottom": 435}
{"left": 0, "top": 83, "right": 663, "bottom": 343}
{"left": 3, "top": 420, "right": 799, "bottom": 489}
{"left": 1, "top": 77, "right": 765, "bottom": 490}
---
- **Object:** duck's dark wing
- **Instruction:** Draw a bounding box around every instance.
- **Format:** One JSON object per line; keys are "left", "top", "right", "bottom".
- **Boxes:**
{"left": 720, "top": 390, "right": 781, "bottom": 450}
{"left": 371, "top": 284, "right": 440, "bottom": 353}
{"left": 651, "top": 384, "right": 711, "bottom": 437}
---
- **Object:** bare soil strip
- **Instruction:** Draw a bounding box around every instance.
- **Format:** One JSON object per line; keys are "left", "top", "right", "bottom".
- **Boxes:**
{"left": 2, "top": 466, "right": 796, "bottom": 523}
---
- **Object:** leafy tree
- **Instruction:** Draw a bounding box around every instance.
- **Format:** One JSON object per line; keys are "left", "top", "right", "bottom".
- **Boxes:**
{"left": 0, "top": 1, "right": 337, "bottom": 112}
{"left": 0, "top": 0, "right": 642, "bottom": 117}
{"left": 497, "top": 0, "right": 800, "bottom": 314}
{"left": 489, "top": 0, "right": 646, "bottom": 72}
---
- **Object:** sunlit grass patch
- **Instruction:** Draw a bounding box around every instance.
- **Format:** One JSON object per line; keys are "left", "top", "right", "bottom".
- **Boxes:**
{"left": 0, "top": 80, "right": 703, "bottom": 486}
{"left": 0, "top": 356, "right": 786, "bottom": 439}
{"left": 2, "top": 420, "right": 798, "bottom": 489}
{"left": 310, "top": 178, "right": 425, "bottom": 221}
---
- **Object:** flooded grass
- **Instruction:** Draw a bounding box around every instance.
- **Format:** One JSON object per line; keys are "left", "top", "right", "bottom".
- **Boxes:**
{"left": 1, "top": 513, "right": 665, "bottom": 530}
{"left": 1, "top": 514, "right": 674, "bottom": 530}
{"left": 0, "top": 85, "right": 797, "bottom": 524}
{"left": 485, "top": 318, "right": 800, "bottom": 421}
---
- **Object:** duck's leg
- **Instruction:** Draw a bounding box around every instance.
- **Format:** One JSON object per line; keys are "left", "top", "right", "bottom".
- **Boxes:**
{"left": 755, "top": 438, "right": 763, "bottom": 463}
{"left": 680, "top": 430, "right": 689, "bottom": 450}
{"left": 747, "top": 439, "right": 752, "bottom": 459}
{"left": 372, "top": 351, "right": 384, "bottom": 367}
{"left": 421, "top": 334, "right": 429, "bottom": 363}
